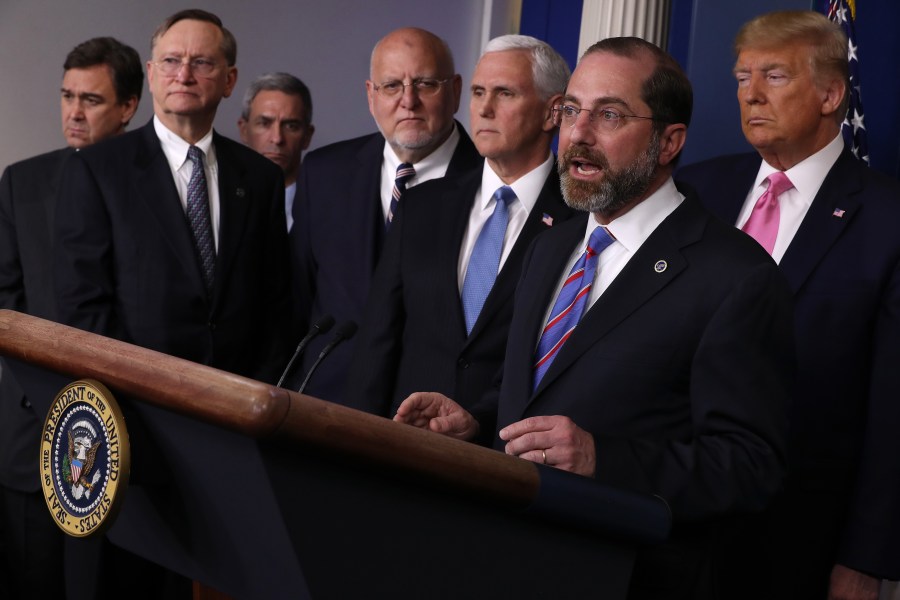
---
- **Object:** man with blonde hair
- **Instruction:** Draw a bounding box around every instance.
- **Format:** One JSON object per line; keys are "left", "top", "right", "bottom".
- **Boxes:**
{"left": 679, "top": 10, "right": 900, "bottom": 600}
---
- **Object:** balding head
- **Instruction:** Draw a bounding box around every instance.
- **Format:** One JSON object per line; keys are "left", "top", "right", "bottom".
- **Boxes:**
{"left": 366, "top": 27, "right": 462, "bottom": 163}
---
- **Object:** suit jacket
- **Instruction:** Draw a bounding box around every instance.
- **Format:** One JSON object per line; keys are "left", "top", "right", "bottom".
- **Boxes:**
{"left": 289, "top": 122, "right": 481, "bottom": 403}
{"left": 0, "top": 147, "right": 73, "bottom": 491}
{"left": 677, "top": 149, "right": 900, "bottom": 586}
{"left": 53, "top": 120, "right": 291, "bottom": 383}
{"left": 345, "top": 167, "right": 574, "bottom": 417}
{"left": 488, "top": 193, "right": 795, "bottom": 598}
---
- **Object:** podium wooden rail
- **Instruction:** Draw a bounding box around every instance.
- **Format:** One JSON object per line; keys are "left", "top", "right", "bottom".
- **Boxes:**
{"left": 0, "top": 309, "right": 670, "bottom": 599}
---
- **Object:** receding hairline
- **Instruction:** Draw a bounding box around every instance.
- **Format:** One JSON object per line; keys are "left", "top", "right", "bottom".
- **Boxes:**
{"left": 369, "top": 27, "right": 455, "bottom": 79}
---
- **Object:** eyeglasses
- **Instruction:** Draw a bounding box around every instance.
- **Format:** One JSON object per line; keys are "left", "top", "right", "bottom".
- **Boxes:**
{"left": 372, "top": 78, "right": 451, "bottom": 98}
{"left": 154, "top": 57, "right": 221, "bottom": 78}
{"left": 552, "top": 104, "right": 662, "bottom": 132}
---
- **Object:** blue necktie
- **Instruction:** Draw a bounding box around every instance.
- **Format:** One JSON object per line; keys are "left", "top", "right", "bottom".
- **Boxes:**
{"left": 461, "top": 186, "right": 516, "bottom": 334}
{"left": 387, "top": 162, "right": 415, "bottom": 229}
{"left": 533, "top": 226, "right": 614, "bottom": 390}
{"left": 186, "top": 146, "right": 215, "bottom": 295}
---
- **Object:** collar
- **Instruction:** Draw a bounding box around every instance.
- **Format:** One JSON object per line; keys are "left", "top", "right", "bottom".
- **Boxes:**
{"left": 154, "top": 115, "right": 216, "bottom": 171}
{"left": 478, "top": 152, "right": 554, "bottom": 214}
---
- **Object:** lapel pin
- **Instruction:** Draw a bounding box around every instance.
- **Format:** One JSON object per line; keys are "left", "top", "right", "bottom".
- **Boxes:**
{"left": 832, "top": 208, "right": 845, "bottom": 218}
{"left": 541, "top": 213, "right": 553, "bottom": 227}
{"left": 236, "top": 188, "right": 246, "bottom": 198}
{"left": 654, "top": 260, "right": 667, "bottom": 273}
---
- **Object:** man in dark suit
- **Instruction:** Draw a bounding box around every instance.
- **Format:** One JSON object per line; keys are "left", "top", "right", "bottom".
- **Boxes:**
{"left": 54, "top": 10, "right": 290, "bottom": 382}
{"left": 346, "top": 35, "right": 572, "bottom": 421}
{"left": 0, "top": 37, "right": 142, "bottom": 599}
{"left": 396, "top": 38, "right": 795, "bottom": 599}
{"left": 50, "top": 11, "right": 295, "bottom": 597}
{"left": 677, "top": 10, "right": 900, "bottom": 600}
{"left": 289, "top": 27, "right": 481, "bottom": 404}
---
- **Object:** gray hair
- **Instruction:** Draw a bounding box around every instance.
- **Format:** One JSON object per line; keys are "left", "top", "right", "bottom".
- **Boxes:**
{"left": 240, "top": 72, "right": 313, "bottom": 124}
{"left": 482, "top": 34, "right": 570, "bottom": 100}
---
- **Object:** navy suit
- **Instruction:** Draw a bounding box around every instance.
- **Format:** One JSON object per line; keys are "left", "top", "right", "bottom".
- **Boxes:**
{"left": 346, "top": 167, "right": 574, "bottom": 419}
{"left": 289, "top": 123, "right": 481, "bottom": 403}
{"left": 485, "top": 192, "right": 795, "bottom": 598}
{"left": 51, "top": 120, "right": 302, "bottom": 598}
{"left": 54, "top": 120, "right": 291, "bottom": 382}
{"left": 0, "top": 148, "right": 71, "bottom": 598}
{"left": 677, "top": 149, "right": 900, "bottom": 593}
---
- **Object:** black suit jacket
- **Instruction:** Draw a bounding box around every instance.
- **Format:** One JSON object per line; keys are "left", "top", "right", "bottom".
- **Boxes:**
{"left": 0, "top": 147, "right": 73, "bottom": 491}
{"left": 345, "top": 167, "right": 574, "bottom": 417}
{"left": 488, "top": 193, "right": 795, "bottom": 597}
{"left": 289, "top": 123, "right": 481, "bottom": 403}
{"left": 677, "top": 149, "right": 900, "bottom": 585}
{"left": 54, "top": 120, "right": 291, "bottom": 382}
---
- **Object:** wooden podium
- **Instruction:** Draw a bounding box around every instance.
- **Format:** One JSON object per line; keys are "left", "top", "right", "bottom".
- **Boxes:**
{"left": 0, "top": 309, "right": 671, "bottom": 599}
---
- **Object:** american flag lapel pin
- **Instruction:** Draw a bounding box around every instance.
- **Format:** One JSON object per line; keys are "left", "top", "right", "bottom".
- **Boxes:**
{"left": 541, "top": 213, "right": 553, "bottom": 227}
{"left": 832, "top": 208, "right": 845, "bottom": 218}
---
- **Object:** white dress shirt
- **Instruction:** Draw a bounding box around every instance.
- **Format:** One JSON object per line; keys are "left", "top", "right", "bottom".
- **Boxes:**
{"left": 543, "top": 177, "right": 684, "bottom": 331}
{"left": 735, "top": 133, "right": 843, "bottom": 263}
{"left": 457, "top": 154, "right": 555, "bottom": 291}
{"left": 379, "top": 124, "right": 461, "bottom": 221}
{"left": 154, "top": 116, "right": 220, "bottom": 250}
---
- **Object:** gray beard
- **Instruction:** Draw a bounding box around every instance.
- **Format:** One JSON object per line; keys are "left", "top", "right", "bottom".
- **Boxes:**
{"left": 558, "top": 130, "right": 661, "bottom": 215}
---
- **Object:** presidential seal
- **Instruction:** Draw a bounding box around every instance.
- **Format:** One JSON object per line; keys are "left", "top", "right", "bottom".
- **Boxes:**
{"left": 40, "top": 379, "right": 130, "bottom": 537}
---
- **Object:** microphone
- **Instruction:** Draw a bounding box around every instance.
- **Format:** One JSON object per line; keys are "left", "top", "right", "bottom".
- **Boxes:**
{"left": 276, "top": 314, "right": 335, "bottom": 387}
{"left": 297, "top": 321, "right": 358, "bottom": 395}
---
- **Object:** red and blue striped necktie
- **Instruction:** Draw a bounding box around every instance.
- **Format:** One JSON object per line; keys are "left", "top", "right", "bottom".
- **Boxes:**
{"left": 533, "top": 225, "right": 614, "bottom": 390}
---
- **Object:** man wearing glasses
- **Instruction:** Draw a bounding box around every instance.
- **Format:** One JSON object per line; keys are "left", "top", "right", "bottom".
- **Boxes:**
{"left": 55, "top": 8, "right": 291, "bottom": 386}
{"left": 395, "top": 37, "right": 795, "bottom": 599}
{"left": 288, "top": 27, "right": 480, "bottom": 404}
{"left": 346, "top": 35, "right": 574, "bottom": 425}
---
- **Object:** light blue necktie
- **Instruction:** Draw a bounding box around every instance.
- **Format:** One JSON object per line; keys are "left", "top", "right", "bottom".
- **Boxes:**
{"left": 461, "top": 186, "right": 516, "bottom": 334}
{"left": 533, "top": 226, "right": 614, "bottom": 390}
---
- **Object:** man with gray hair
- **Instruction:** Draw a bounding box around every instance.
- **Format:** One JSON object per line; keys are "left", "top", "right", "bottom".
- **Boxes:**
{"left": 238, "top": 72, "right": 314, "bottom": 231}
{"left": 345, "top": 35, "right": 574, "bottom": 422}
{"left": 288, "top": 27, "right": 480, "bottom": 403}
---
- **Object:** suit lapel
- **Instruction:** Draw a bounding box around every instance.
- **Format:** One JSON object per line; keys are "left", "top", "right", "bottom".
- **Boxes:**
{"left": 357, "top": 135, "right": 389, "bottom": 282}
{"left": 503, "top": 215, "right": 587, "bottom": 419}
{"left": 213, "top": 133, "right": 252, "bottom": 307}
{"left": 531, "top": 197, "right": 704, "bottom": 400}
{"left": 779, "top": 149, "right": 863, "bottom": 293}
{"left": 431, "top": 172, "right": 481, "bottom": 337}
{"left": 132, "top": 122, "right": 208, "bottom": 298}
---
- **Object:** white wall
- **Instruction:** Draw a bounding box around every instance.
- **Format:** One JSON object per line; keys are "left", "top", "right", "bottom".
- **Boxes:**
{"left": 0, "top": 0, "right": 518, "bottom": 169}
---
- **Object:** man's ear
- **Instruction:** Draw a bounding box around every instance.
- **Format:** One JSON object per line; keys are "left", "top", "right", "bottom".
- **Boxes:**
{"left": 658, "top": 123, "right": 687, "bottom": 167}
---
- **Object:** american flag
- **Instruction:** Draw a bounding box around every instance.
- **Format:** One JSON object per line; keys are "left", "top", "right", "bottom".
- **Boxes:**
{"left": 826, "top": 0, "right": 869, "bottom": 164}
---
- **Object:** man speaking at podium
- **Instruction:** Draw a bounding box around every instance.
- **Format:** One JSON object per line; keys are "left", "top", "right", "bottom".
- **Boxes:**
{"left": 395, "top": 37, "right": 795, "bottom": 600}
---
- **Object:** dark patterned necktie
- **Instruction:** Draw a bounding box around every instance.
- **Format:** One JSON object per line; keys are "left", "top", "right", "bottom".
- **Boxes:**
{"left": 387, "top": 162, "right": 415, "bottom": 229}
{"left": 186, "top": 145, "right": 215, "bottom": 294}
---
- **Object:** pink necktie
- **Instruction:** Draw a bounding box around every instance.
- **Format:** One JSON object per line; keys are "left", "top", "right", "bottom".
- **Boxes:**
{"left": 742, "top": 171, "right": 793, "bottom": 255}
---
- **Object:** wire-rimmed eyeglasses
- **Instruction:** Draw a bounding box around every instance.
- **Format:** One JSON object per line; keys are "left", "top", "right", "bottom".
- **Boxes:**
{"left": 552, "top": 104, "right": 663, "bottom": 132}
{"left": 154, "top": 57, "right": 222, "bottom": 78}
{"left": 372, "top": 78, "right": 452, "bottom": 98}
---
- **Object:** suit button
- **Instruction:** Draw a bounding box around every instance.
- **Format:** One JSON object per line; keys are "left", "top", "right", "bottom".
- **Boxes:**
{"left": 208, "top": 322, "right": 216, "bottom": 331}
{"left": 22, "top": 398, "right": 32, "bottom": 409}
{"left": 457, "top": 358, "right": 469, "bottom": 369}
